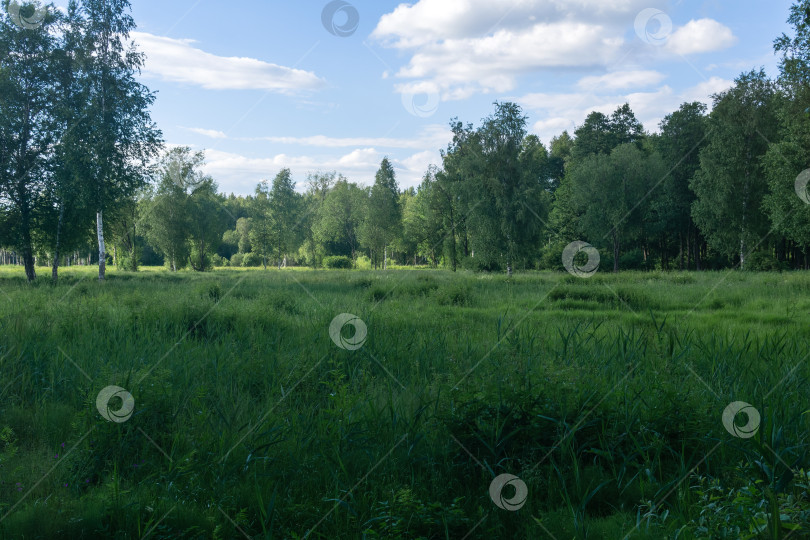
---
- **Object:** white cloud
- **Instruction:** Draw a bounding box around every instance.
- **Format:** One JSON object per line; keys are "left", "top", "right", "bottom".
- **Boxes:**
{"left": 183, "top": 127, "right": 228, "bottom": 139}
{"left": 665, "top": 19, "right": 737, "bottom": 56}
{"left": 577, "top": 70, "right": 667, "bottom": 90}
{"left": 399, "top": 150, "right": 441, "bottom": 179}
{"left": 132, "top": 32, "right": 324, "bottom": 92}
{"left": 372, "top": 1, "right": 736, "bottom": 102}
{"left": 681, "top": 76, "right": 735, "bottom": 103}
{"left": 371, "top": 0, "right": 672, "bottom": 99}
{"left": 243, "top": 124, "right": 451, "bottom": 150}
{"left": 199, "top": 147, "right": 436, "bottom": 195}
{"left": 383, "top": 22, "right": 624, "bottom": 98}
{"left": 372, "top": 0, "right": 667, "bottom": 49}
{"left": 533, "top": 117, "right": 576, "bottom": 136}
{"left": 338, "top": 148, "right": 382, "bottom": 168}
{"left": 520, "top": 77, "right": 734, "bottom": 143}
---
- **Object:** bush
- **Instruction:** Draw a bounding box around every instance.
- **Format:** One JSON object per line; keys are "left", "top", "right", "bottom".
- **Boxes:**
{"left": 355, "top": 255, "right": 372, "bottom": 270}
{"left": 539, "top": 242, "right": 568, "bottom": 271}
{"left": 746, "top": 251, "right": 786, "bottom": 271}
{"left": 619, "top": 248, "right": 650, "bottom": 271}
{"left": 435, "top": 284, "right": 472, "bottom": 306}
{"left": 460, "top": 255, "right": 501, "bottom": 272}
{"left": 323, "top": 255, "right": 353, "bottom": 269}
{"left": 196, "top": 282, "right": 222, "bottom": 301}
{"left": 210, "top": 254, "right": 226, "bottom": 267}
{"left": 242, "top": 252, "right": 264, "bottom": 267}
{"left": 229, "top": 253, "right": 244, "bottom": 267}
{"left": 702, "top": 251, "right": 732, "bottom": 270}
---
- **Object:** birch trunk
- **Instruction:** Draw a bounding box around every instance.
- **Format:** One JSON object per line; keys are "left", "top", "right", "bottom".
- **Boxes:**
{"left": 613, "top": 232, "right": 620, "bottom": 273}
{"left": 52, "top": 203, "right": 64, "bottom": 283}
{"left": 97, "top": 210, "right": 106, "bottom": 280}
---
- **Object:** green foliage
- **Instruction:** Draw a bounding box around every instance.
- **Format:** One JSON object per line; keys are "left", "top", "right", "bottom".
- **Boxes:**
{"left": 650, "top": 102, "right": 708, "bottom": 270}
{"left": 322, "top": 255, "right": 353, "bottom": 269}
{"left": 539, "top": 241, "right": 568, "bottom": 270}
{"left": 0, "top": 3, "right": 63, "bottom": 280}
{"left": 210, "top": 253, "right": 226, "bottom": 267}
{"left": 361, "top": 488, "right": 470, "bottom": 537}
{"left": 402, "top": 168, "right": 446, "bottom": 267}
{"left": 249, "top": 169, "right": 303, "bottom": 268}
{"left": 355, "top": 255, "right": 372, "bottom": 269}
{"left": 229, "top": 252, "right": 243, "bottom": 267}
{"left": 241, "top": 251, "right": 264, "bottom": 267}
{"left": 619, "top": 248, "right": 650, "bottom": 271}
{"left": 187, "top": 178, "right": 227, "bottom": 272}
{"left": 565, "top": 143, "right": 666, "bottom": 272}
{"left": 678, "top": 474, "right": 810, "bottom": 538}
{"left": 763, "top": 5, "right": 810, "bottom": 254}
{"left": 70, "top": 0, "right": 163, "bottom": 280}
{"left": 359, "top": 158, "right": 401, "bottom": 268}
{"left": 691, "top": 70, "right": 778, "bottom": 269}
{"left": 0, "top": 266, "right": 809, "bottom": 537}
{"left": 313, "top": 177, "right": 366, "bottom": 259}
{"left": 143, "top": 148, "right": 195, "bottom": 271}
{"left": 571, "top": 103, "right": 644, "bottom": 160}
{"left": 548, "top": 131, "right": 574, "bottom": 191}
{"left": 745, "top": 251, "right": 787, "bottom": 271}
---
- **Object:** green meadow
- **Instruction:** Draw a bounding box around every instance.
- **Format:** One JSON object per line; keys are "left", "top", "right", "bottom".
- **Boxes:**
{"left": 0, "top": 266, "right": 809, "bottom": 538}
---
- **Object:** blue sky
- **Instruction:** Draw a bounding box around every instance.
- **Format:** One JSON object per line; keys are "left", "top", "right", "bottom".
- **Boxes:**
{"left": 54, "top": 0, "right": 794, "bottom": 194}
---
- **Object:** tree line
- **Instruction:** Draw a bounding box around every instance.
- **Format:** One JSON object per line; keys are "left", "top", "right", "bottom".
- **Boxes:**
{"left": 3, "top": 1, "right": 810, "bottom": 281}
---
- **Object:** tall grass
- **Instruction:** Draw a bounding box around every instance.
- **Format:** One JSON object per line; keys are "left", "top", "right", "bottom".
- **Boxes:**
{"left": 0, "top": 266, "right": 808, "bottom": 538}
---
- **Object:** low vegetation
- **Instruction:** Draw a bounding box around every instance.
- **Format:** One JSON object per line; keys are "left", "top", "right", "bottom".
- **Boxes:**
{"left": 0, "top": 266, "right": 808, "bottom": 538}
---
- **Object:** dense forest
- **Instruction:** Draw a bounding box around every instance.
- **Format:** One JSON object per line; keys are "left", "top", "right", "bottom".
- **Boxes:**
{"left": 3, "top": 0, "right": 810, "bottom": 282}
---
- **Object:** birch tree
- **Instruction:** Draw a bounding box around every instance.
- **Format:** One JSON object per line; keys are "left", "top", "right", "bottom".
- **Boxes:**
{"left": 691, "top": 70, "right": 777, "bottom": 269}
{"left": 75, "top": 0, "right": 161, "bottom": 280}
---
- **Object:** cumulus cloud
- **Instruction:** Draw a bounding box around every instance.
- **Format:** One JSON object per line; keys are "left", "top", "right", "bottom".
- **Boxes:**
{"left": 519, "top": 77, "right": 734, "bottom": 143}
{"left": 372, "top": 0, "right": 668, "bottom": 49}
{"left": 371, "top": 0, "right": 670, "bottom": 99}
{"left": 665, "top": 19, "right": 737, "bottom": 56}
{"left": 377, "top": 21, "right": 624, "bottom": 99}
{"left": 338, "top": 148, "right": 382, "bottom": 168}
{"left": 372, "top": 1, "right": 736, "bottom": 101}
{"left": 132, "top": 32, "right": 324, "bottom": 92}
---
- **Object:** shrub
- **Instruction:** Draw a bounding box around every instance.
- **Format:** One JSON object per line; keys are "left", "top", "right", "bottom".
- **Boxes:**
{"left": 242, "top": 252, "right": 264, "bottom": 267}
{"left": 460, "top": 255, "right": 501, "bottom": 272}
{"left": 210, "top": 254, "right": 226, "bottom": 267}
{"left": 746, "top": 251, "right": 786, "bottom": 271}
{"left": 323, "top": 255, "right": 353, "bottom": 269}
{"left": 435, "top": 284, "right": 471, "bottom": 306}
{"left": 355, "top": 255, "right": 372, "bottom": 270}
{"left": 619, "top": 248, "right": 650, "bottom": 271}
{"left": 205, "top": 282, "right": 222, "bottom": 301}
{"left": 539, "top": 242, "right": 568, "bottom": 271}
{"left": 188, "top": 247, "right": 212, "bottom": 272}
{"left": 229, "top": 253, "right": 244, "bottom": 267}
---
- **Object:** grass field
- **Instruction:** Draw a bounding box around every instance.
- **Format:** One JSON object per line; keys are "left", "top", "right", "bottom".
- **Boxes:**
{"left": 0, "top": 265, "right": 809, "bottom": 539}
